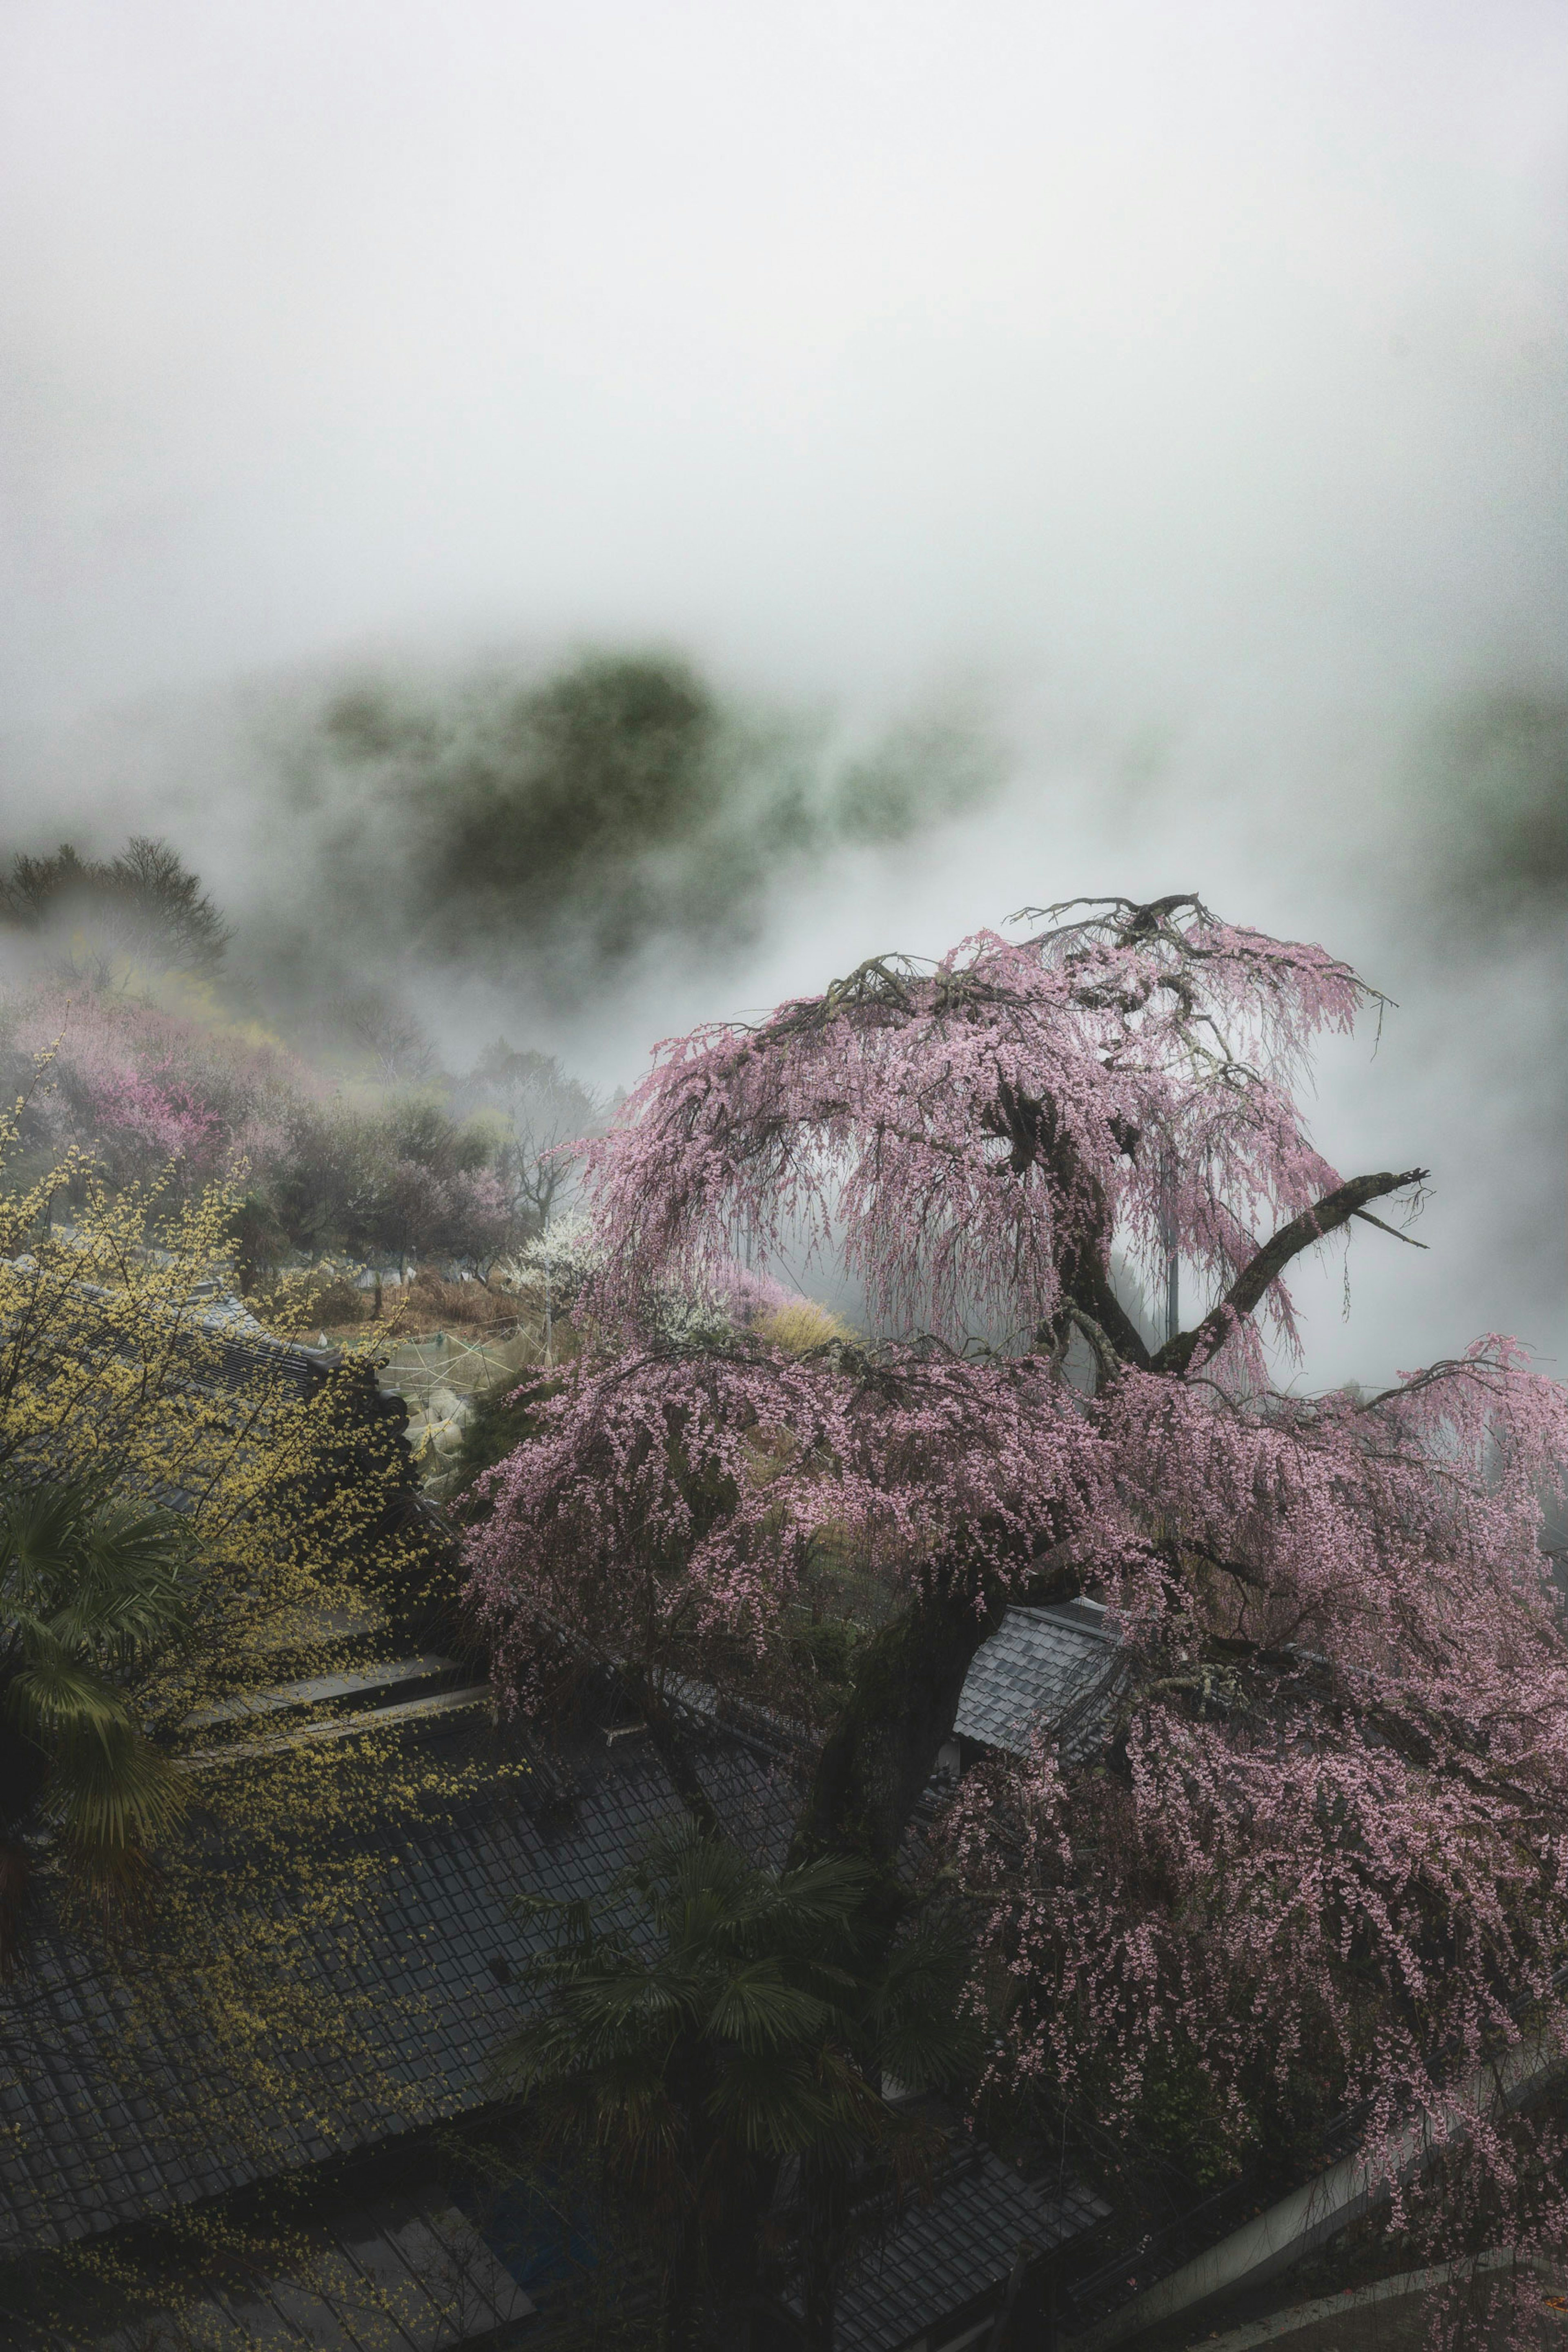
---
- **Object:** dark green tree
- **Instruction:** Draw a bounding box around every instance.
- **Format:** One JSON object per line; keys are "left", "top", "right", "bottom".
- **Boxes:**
{"left": 0, "top": 1481, "right": 193, "bottom": 1963}
{"left": 496, "top": 1818, "right": 979, "bottom": 2351}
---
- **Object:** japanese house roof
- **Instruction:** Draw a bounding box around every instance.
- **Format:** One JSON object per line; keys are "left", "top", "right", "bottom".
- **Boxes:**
{"left": 0, "top": 2183, "right": 535, "bottom": 2351}
{"left": 0, "top": 1701, "right": 795, "bottom": 2261}
{"left": 953, "top": 1598, "right": 1120, "bottom": 1757}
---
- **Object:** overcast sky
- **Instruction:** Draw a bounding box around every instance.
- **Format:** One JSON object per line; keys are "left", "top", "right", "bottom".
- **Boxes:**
{"left": 1, "top": 0, "right": 1564, "bottom": 1385}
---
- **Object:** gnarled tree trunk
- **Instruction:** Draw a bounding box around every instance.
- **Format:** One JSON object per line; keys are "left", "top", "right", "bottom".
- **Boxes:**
{"left": 787, "top": 1568, "right": 1007, "bottom": 1873}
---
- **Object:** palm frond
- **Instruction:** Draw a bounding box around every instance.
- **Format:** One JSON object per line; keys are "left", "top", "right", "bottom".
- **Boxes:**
{"left": 705, "top": 1962, "right": 833, "bottom": 2053}
{"left": 770, "top": 1852, "right": 871, "bottom": 1929}
{"left": 708, "top": 2048, "right": 878, "bottom": 2160}
{"left": 2, "top": 1480, "right": 191, "bottom": 1670}
{"left": 48, "top": 1718, "right": 187, "bottom": 1851}
{"left": 862, "top": 1918, "right": 985, "bottom": 2088}
{"left": 488, "top": 1809, "right": 989, "bottom": 2334}
{"left": 0, "top": 1483, "right": 85, "bottom": 1596}
{"left": 7, "top": 1654, "right": 132, "bottom": 1738}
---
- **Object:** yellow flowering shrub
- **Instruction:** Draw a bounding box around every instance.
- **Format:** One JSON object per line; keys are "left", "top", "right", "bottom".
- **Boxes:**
{"left": 0, "top": 1140, "right": 521, "bottom": 2343}
{"left": 750, "top": 1298, "right": 855, "bottom": 1355}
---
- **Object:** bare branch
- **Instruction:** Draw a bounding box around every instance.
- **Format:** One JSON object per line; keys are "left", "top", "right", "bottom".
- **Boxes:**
{"left": 1358, "top": 1349, "right": 1524, "bottom": 1413}
{"left": 1154, "top": 1168, "right": 1430, "bottom": 1376}
{"left": 1351, "top": 1206, "right": 1428, "bottom": 1250}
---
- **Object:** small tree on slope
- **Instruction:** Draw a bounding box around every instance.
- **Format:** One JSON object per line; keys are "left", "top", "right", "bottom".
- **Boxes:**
{"left": 466, "top": 896, "right": 1568, "bottom": 2295}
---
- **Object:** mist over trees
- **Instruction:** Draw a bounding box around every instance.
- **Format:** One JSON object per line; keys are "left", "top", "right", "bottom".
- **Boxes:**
{"left": 0, "top": 653, "right": 1564, "bottom": 2346}
{"left": 0, "top": 837, "right": 231, "bottom": 983}
{"left": 3, "top": 4, "right": 1564, "bottom": 2332}
{"left": 271, "top": 649, "right": 1004, "bottom": 994}
{"left": 1408, "top": 689, "right": 1568, "bottom": 937}
{"left": 0, "top": 644, "right": 1001, "bottom": 1349}
{"left": 7, "top": 649, "right": 1561, "bottom": 1370}
{"left": 0, "top": 826, "right": 614, "bottom": 1312}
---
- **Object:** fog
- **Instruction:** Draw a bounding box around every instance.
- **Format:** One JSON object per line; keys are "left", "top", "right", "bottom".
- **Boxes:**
{"left": 1, "top": 0, "right": 1564, "bottom": 1387}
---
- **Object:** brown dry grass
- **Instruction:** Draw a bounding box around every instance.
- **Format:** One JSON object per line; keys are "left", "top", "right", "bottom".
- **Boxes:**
{"left": 401, "top": 1271, "right": 519, "bottom": 1333}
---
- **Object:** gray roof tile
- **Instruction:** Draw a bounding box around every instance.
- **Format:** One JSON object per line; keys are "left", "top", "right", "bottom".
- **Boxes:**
{"left": 954, "top": 1601, "right": 1121, "bottom": 1757}
{"left": 826, "top": 2149, "right": 1109, "bottom": 2352}
{"left": 0, "top": 2185, "right": 535, "bottom": 2350}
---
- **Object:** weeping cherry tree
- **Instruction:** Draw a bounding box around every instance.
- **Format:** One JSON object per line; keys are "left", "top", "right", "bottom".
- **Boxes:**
{"left": 466, "top": 894, "right": 1568, "bottom": 2305}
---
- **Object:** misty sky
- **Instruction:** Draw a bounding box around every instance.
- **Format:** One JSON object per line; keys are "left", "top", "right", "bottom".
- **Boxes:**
{"left": 1, "top": 0, "right": 1564, "bottom": 1387}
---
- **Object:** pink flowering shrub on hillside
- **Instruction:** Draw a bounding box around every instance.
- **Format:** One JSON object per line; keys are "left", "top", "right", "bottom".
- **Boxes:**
{"left": 2, "top": 984, "right": 532, "bottom": 1283}
{"left": 10, "top": 986, "right": 303, "bottom": 1193}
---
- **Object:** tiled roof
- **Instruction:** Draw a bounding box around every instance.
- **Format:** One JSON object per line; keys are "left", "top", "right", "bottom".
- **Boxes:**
{"left": 0, "top": 2185, "right": 535, "bottom": 2351}
{"left": 0, "top": 1708, "right": 798, "bottom": 2261}
{"left": 6, "top": 1585, "right": 1120, "bottom": 2267}
{"left": 954, "top": 1601, "right": 1120, "bottom": 1757}
{"left": 829, "top": 2147, "right": 1110, "bottom": 2352}
{"left": 2, "top": 1666, "right": 1112, "bottom": 2352}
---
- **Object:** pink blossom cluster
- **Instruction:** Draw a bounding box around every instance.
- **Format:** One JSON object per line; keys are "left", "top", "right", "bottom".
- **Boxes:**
{"left": 5, "top": 983, "right": 525, "bottom": 1277}
{"left": 466, "top": 1344, "right": 1110, "bottom": 1705}
{"left": 710, "top": 1259, "right": 798, "bottom": 1329}
{"left": 12, "top": 985, "right": 304, "bottom": 1190}
{"left": 942, "top": 1342, "right": 1568, "bottom": 2243}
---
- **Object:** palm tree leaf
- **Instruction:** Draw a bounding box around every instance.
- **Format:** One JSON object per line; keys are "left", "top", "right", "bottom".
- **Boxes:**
{"left": 862, "top": 1918, "right": 986, "bottom": 2087}
{"left": 705, "top": 1963, "right": 833, "bottom": 2052}
{"left": 707, "top": 2048, "right": 875, "bottom": 2160}
{"left": 47, "top": 1718, "right": 186, "bottom": 1851}
{"left": 7, "top": 1654, "right": 134, "bottom": 1739}
{"left": 771, "top": 1852, "right": 870, "bottom": 1920}
{"left": 0, "top": 1483, "right": 85, "bottom": 1596}
{"left": 2, "top": 1481, "right": 191, "bottom": 1665}
{"left": 53, "top": 1519, "right": 192, "bottom": 1663}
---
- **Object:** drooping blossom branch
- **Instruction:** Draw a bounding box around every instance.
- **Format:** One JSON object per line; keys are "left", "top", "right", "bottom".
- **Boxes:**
{"left": 942, "top": 1340, "right": 1568, "bottom": 2247}
{"left": 467, "top": 1342, "right": 1111, "bottom": 1721}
